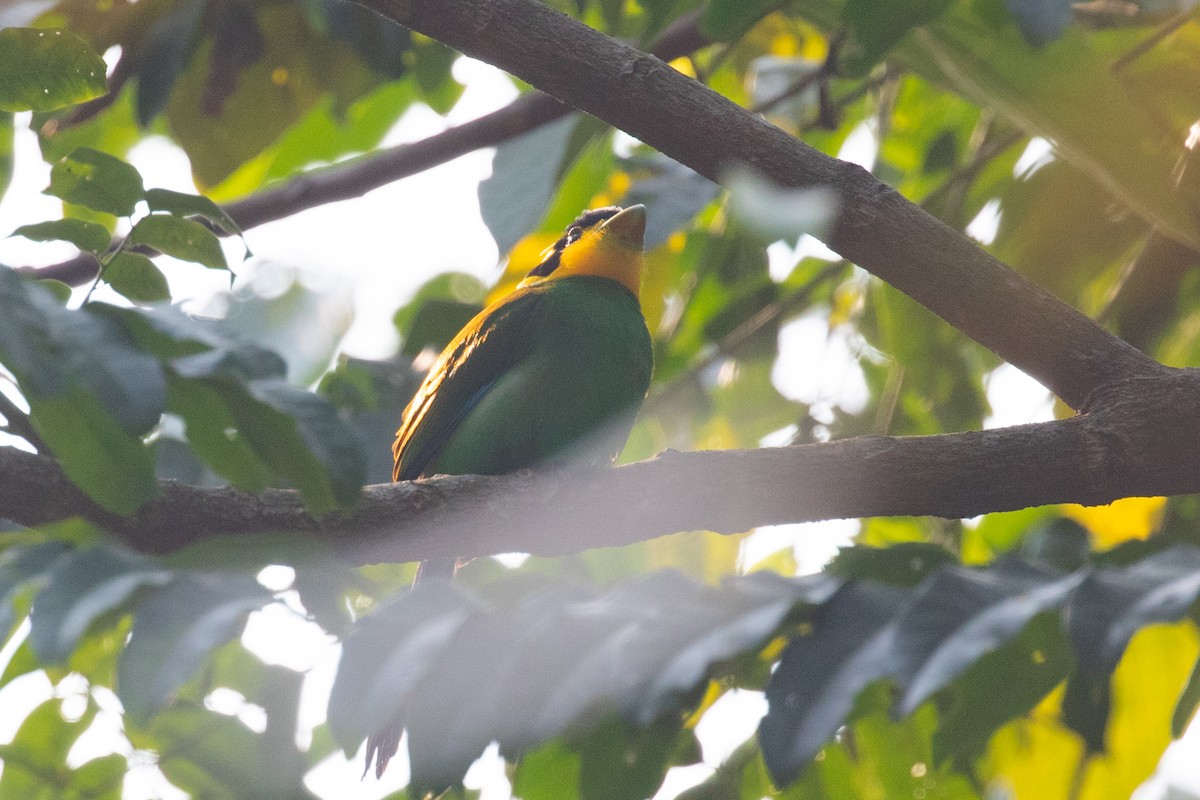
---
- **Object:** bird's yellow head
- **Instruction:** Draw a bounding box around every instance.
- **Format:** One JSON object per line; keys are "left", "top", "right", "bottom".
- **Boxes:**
{"left": 521, "top": 204, "right": 647, "bottom": 295}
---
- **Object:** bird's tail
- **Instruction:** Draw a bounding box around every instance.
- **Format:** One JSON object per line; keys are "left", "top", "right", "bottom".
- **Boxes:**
{"left": 362, "top": 556, "right": 459, "bottom": 779}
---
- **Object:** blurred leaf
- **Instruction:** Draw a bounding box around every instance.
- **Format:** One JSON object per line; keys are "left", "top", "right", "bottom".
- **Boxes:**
{"left": 145, "top": 187, "right": 243, "bottom": 236}
{"left": 392, "top": 272, "right": 487, "bottom": 354}
{"left": 479, "top": 114, "right": 586, "bottom": 254}
{"left": 0, "top": 28, "right": 107, "bottom": 112}
{"left": 335, "top": 571, "right": 835, "bottom": 789}
{"left": 46, "top": 146, "right": 145, "bottom": 217}
{"left": 624, "top": 155, "right": 720, "bottom": 249}
{"left": 0, "top": 111, "right": 12, "bottom": 198}
{"left": 12, "top": 218, "right": 110, "bottom": 254}
{"left": 137, "top": 704, "right": 307, "bottom": 797}
{"left": 118, "top": 572, "right": 272, "bottom": 723}
{"left": 128, "top": 214, "right": 229, "bottom": 271}
{"left": 0, "top": 697, "right": 97, "bottom": 797}
{"left": 104, "top": 251, "right": 170, "bottom": 302}
{"left": 1172, "top": 653, "right": 1200, "bottom": 738}
{"left": 578, "top": 716, "right": 682, "bottom": 800}
{"left": 842, "top": 0, "right": 954, "bottom": 73}
{"left": 0, "top": 540, "right": 72, "bottom": 638}
{"left": 906, "top": 14, "right": 1200, "bottom": 252}
{"left": 133, "top": 1, "right": 205, "bottom": 126}
{"left": 36, "top": 278, "right": 73, "bottom": 303}
{"left": 29, "top": 544, "right": 172, "bottom": 663}
{"left": 1003, "top": 0, "right": 1072, "bottom": 46}
{"left": 512, "top": 740, "right": 582, "bottom": 800}
{"left": 701, "top": 0, "right": 781, "bottom": 40}
{"left": 827, "top": 541, "right": 957, "bottom": 586}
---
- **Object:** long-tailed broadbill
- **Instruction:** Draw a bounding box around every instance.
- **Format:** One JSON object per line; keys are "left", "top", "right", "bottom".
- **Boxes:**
{"left": 365, "top": 205, "right": 654, "bottom": 777}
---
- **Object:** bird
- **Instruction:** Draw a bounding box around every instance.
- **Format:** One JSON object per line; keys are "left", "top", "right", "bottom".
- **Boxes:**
{"left": 364, "top": 204, "right": 654, "bottom": 778}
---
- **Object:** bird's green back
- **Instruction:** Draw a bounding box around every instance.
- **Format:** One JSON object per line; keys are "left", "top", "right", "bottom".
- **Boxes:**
{"left": 393, "top": 275, "right": 652, "bottom": 480}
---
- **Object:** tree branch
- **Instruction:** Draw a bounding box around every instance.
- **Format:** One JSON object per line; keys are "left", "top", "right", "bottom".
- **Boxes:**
{"left": 3, "top": 368, "right": 1198, "bottom": 564}
{"left": 352, "top": 0, "right": 1163, "bottom": 411}
{"left": 19, "top": 11, "right": 709, "bottom": 287}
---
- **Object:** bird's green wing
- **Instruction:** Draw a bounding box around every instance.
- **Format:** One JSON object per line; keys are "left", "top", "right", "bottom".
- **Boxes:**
{"left": 392, "top": 286, "right": 543, "bottom": 481}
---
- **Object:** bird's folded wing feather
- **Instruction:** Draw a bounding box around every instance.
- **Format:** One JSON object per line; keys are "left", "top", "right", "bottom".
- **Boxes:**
{"left": 392, "top": 287, "right": 544, "bottom": 481}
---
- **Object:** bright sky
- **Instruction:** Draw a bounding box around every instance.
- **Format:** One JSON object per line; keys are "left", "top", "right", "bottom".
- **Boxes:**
{"left": 0, "top": 53, "right": 1196, "bottom": 800}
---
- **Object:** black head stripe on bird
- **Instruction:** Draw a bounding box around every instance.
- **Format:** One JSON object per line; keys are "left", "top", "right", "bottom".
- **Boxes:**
{"left": 526, "top": 205, "right": 644, "bottom": 279}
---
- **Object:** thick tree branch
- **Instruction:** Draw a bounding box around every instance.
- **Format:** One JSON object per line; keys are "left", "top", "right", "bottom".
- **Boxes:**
{"left": 19, "top": 12, "right": 708, "bottom": 287}
{"left": 353, "top": 0, "right": 1163, "bottom": 411}
{"left": 3, "top": 369, "right": 1198, "bottom": 564}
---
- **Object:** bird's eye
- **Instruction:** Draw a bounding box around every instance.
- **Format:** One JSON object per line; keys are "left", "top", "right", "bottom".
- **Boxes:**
{"left": 565, "top": 226, "right": 583, "bottom": 244}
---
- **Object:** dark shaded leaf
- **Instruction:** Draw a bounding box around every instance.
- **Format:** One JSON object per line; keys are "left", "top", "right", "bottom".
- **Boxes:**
{"left": 760, "top": 582, "right": 910, "bottom": 785}
{"left": 1063, "top": 545, "right": 1200, "bottom": 751}
{"left": 118, "top": 572, "right": 272, "bottom": 723}
{"left": 30, "top": 544, "right": 172, "bottom": 663}
{"left": 13, "top": 218, "right": 110, "bottom": 253}
{"left": 104, "top": 251, "right": 170, "bottom": 302}
{"left": 47, "top": 147, "right": 144, "bottom": 216}
{"left": 129, "top": 214, "right": 228, "bottom": 271}
{"left": 0, "top": 28, "right": 107, "bottom": 112}
{"left": 893, "top": 560, "right": 1083, "bottom": 714}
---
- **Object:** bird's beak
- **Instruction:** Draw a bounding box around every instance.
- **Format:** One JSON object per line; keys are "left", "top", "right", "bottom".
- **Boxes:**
{"left": 600, "top": 204, "right": 647, "bottom": 250}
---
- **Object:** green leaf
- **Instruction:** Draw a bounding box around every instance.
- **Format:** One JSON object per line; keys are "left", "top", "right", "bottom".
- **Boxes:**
{"left": 0, "top": 697, "right": 96, "bottom": 798}
{"left": 13, "top": 218, "right": 111, "bottom": 253}
{"left": 512, "top": 740, "right": 582, "bottom": 800}
{"left": 29, "top": 389, "right": 159, "bottom": 515}
{"left": 29, "top": 544, "right": 172, "bottom": 663}
{"left": 578, "top": 716, "right": 682, "bottom": 800}
{"left": 165, "top": 376, "right": 273, "bottom": 492}
{"left": 145, "top": 188, "right": 242, "bottom": 236}
{"left": 46, "top": 147, "right": 145, "bottom": 217}
{"left": 128, "top": 214, "right": 228, "bottom": 271}
{"left": 36, "top": 279, "right": 73, "bottom": 304}
{"left": 0, "top": 28, "right": 107, "bottom": 112}
{"left": 118, "top": 573, "right": 272, "bottom": 723}
{"left": 66, "top": 754, "right": 127, "bottom": 800}
{"left": 104, "top": 252, "right": 171, "bottom": 302}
